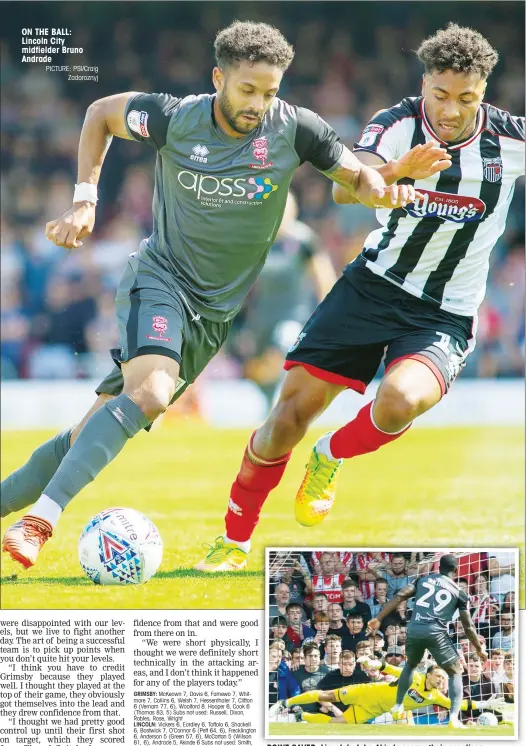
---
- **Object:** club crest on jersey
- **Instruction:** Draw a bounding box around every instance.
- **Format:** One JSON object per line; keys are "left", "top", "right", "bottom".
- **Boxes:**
{"left": 250, "top": 136, "right": 273, "bottom": 169}
{"left": 482, "top": 156, "right": 503, "bottom": 183}
{"left": 358, "top": 123, "right": 384, "bottom": 148}
{"left": 404, "top": 190, "right": 486, "bottom": 223}
{"left": 147, "top": 315, "right": 171, "bottom": 342}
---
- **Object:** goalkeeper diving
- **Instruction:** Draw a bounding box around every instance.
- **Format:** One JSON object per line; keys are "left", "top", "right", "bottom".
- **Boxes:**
{"left": 269, "top": 657, "right": 507, "bottom": 725}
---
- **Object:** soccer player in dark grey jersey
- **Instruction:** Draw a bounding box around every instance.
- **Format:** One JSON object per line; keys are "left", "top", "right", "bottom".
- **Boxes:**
{"left": 2, "top": 20, "right": 440, "bottom": 568}
{"left": 197, "top": 24, "right": 524, "bottom": 572}
{"left": 367, "top": 554, "right": 488, "bottom": 729}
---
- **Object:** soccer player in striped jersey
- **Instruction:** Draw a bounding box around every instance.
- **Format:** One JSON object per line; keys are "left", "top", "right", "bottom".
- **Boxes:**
{"left": 198, "top": 23, "right": 524, "bottom": 571}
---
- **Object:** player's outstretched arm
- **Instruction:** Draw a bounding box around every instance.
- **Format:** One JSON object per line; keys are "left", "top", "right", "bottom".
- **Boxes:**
{"left": 328, "top": 146, "right": 418, "bottom": 210}
{"left": 458, "top": 609, "right": 488, "bottom": 663}
{"left": 45, "top": 92, "right": 139, "bottom": 250}
{"left": 367, "top": 584, "right": 416, "bottom": 634}
{"left": 333, "top": 142, "right": 451, "bottom": 205}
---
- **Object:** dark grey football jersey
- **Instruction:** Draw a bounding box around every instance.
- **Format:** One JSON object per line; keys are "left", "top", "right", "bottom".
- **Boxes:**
{"left": 124, "top": 93, "right": 343, "bottom": 321}
{"left": 409, "top": 572, "right": 468, "bottom": 632}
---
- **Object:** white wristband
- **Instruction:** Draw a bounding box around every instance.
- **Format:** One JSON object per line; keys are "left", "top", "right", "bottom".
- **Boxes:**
{"left": 73, "top": 182, "right": 98, "bottom": 205}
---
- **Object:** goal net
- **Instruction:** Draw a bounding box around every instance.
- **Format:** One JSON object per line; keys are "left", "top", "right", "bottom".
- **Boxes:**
{"left": 267, "top": 549, "right": 516, "bottom": 728}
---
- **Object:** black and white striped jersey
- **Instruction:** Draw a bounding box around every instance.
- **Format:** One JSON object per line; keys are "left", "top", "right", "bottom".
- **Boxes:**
{"left": 352, "top": 97, "right": 525, "bottom": 316}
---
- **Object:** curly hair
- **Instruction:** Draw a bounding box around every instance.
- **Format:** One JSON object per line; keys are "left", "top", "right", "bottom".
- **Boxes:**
{"left": 214, "top": 20, "right": 294, "bottom": 71}
{"left": 417, "top": 23, "right": 499, "bottom": 78}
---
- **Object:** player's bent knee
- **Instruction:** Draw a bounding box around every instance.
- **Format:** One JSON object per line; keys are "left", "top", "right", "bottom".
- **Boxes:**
{"left": 124, "top": 369, "right": 178, "bottom": 421}
{"left": 375, "top": 383, "right": 422, "bottom": 428}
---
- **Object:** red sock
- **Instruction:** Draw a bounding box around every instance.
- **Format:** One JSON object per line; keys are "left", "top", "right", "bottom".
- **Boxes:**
{"left": 225, "top": 433, "right": 291, "bottom": 542}
{"left": 329, "top": 401, "right": 411, "bottom": 459}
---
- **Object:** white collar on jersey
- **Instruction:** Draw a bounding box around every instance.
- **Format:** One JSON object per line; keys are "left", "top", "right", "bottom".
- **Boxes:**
{"left": 420, "top": 99, "right": 485, "bottom": 150}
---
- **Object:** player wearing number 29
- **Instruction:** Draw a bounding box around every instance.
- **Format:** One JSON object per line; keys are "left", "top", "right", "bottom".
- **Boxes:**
{"left": 367, "top": 554, "right": 488, "bottom": 729}
{"left": 2, "top": 21, "right": 432, "bottom": 568}
{"left": 196, "top": 23, "right": 525, "bottom": 573}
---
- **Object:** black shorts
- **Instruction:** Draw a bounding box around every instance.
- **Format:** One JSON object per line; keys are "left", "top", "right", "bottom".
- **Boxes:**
{"left": 284, "top": 259, "right": 475, "bottom": 396}
{"left": 405, "top": 627, "right": 460, "bottom": 669}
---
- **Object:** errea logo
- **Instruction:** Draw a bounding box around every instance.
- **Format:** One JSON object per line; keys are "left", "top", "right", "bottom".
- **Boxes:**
{"left": 191, "top": 144, "right": 209, "bottom": 163}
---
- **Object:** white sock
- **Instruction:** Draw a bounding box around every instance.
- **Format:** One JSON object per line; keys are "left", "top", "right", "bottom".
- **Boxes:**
{"left": 225, "top": 535, "right": 251, "bottom": 553}
{"left": 315, "top": 432, "right": 338, "bottom": 461}
{"left": 30, "top": 495, "right": 63, "bottom": 528}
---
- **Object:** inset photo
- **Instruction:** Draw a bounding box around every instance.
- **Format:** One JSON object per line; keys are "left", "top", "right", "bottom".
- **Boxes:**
{"left": 266, "top": 548, "right": 517, "bottom": 739}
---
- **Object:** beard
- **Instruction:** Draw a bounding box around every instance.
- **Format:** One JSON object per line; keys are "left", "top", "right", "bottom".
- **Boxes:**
{"left": 217, "top": 89, "right": 261, "bottom": 135}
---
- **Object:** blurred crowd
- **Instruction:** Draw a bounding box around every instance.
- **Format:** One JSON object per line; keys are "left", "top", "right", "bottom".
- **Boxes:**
{"left": 268, "top": 550, "right": 515, "bottom": 725}
{"left": 1, "top": 3, "right": 524, "bottom": 387}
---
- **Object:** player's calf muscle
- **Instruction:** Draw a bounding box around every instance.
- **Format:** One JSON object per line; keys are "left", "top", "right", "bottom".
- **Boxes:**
{"left": 70, "top": 393, "right": 114, "bottom": 445}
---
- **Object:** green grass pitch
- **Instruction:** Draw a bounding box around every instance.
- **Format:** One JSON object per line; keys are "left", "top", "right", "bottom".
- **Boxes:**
{"left": 269, "top": 722, "right": 514, "bottom": 737}
{"left": 1, "top": 422, "right": 524, "bottom": 610}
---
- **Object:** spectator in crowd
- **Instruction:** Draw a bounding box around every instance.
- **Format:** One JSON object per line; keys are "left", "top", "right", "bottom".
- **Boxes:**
{"left": 341, "top": 579, "right": 372, "bottom": 621}
{"left": 488, "top": 552, "right": 515, "bottom": 603}
{"left": 501, "top": 591, "right": 515, "bottom": 614}
{"left": 323, "top": 634, "right": 342, "bottom": 669}
{"left": 491, "top": 613, "right": 515, "bottom": 651}
{"left": 310, "top": 551, "right": 353, "bottom": 575}
{"left": 366, "top": 578, "right": 390, "bottom": 617}
{"left": 318, "top": 649, "right": 361, "bottom": 689}
{"left": 471, "top": 573, "right": 498, "bottom": 624}
{"left": 451, "top": 552, "right": 489, "bottom": 588}
{"left": 285, "top": 603, "right": 315, "bottom": 647}
{"left": 502, "top": 653, "right": 514, "bottom": 703}
{"left": 306, "top": 552, "right": 349, "bottom": 604}
{"left": 461, "top": 654, "right": 500, "bottom": 722}
{"left": 341, "top": 613, "right": 367, "bottom": 652}
{"left": 483, "top": 648, "right": 507, "bottom": 688}
{"left": 269, "top": 583, "right": 291, "bottom": 622}
{"left": 372, "top": 630, "right": 386, "bottom": 656}
{"left": 356, "top": 552, "right": 391, "bottom": 600}
{"left": 270, "top": 616, "right": 295, "bottom": 651}
{"left": 353, "top": 640, "right": 382, "bottom": 683}
{"left": 383, "top": 622, "right": 407, "bottom": 645}
{"left": 268, "top": 644, "right": 282, "bottom": 705}
{"left": 291, "top": 643, "right": 330, "bottom": 713}
{"left": 380, "top": 598, "right": 409, "bottom": 630}
{"left": 312, "top": 612, "right": 332, "bottom": 649}
{"left": 384, "top": 645, "right": 406, "bottom": 669}
{"left": 369, "top": 554, "right": 413, "bottom": 599}
{"left": 327, "top": 603, "right": 346, "bottom": 637}
{"left": 270, "top": 555, "right": 311, "bottom": 605}
{"left": 269, "top": 642, "right": 301, "bottom": 704}
{"left": 306, "top": 592, "right": 329, "bottom": 620}
{"left": 290, "top": 646, "right": 305, "bottom": 671}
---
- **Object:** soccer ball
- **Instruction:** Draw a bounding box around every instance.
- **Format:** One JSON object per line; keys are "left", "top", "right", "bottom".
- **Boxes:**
{"left": 78, "top": 508, "right": 163, "bottom": 585}
{"left": 477, "top": 712, "right": 499, "bottom": 726}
